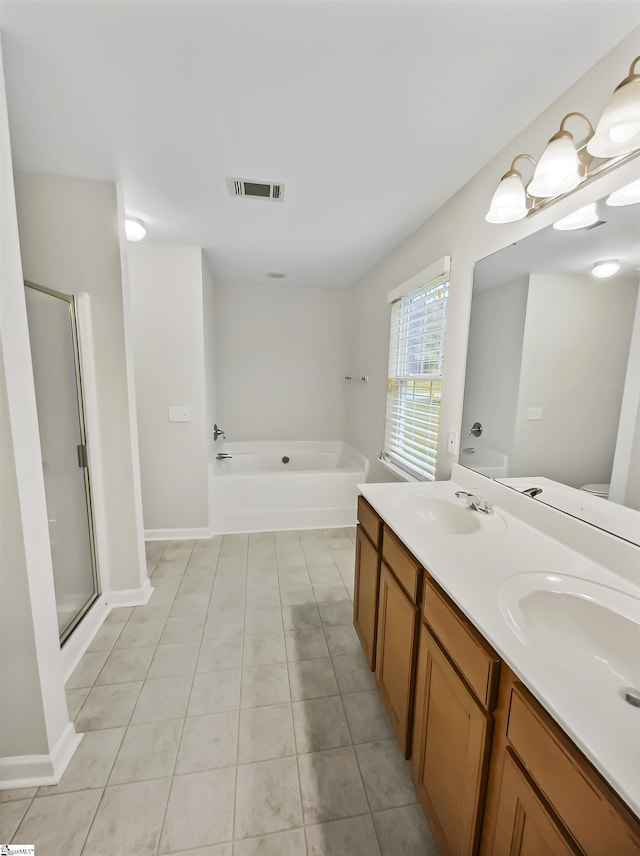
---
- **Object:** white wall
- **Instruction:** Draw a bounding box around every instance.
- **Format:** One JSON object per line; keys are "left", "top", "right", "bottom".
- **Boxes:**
{"left": 214, "top": 282, "right": 349, "bottom": 442}
{"left": 461, "top": 276, "right": 529, "bottom": 458}
{"left": 610, "top": 283, "right": 640, "bottom": 508}
{"left": 128, "top": 244, "right": 209, "bottom": 531}
{"left": 509, "top": 273, "right": 637, "bottom": 487}
{"left": 14, "top": 172, "right": 146, "bottom": 595}
{"left": 0, "top": 50, "right": 71, "bottom": 774}
{"left": 202, "top": 252, "right": 218, "bottom": 465}
{"left": 346, "top": 30, "right": 640, "bottom": 485}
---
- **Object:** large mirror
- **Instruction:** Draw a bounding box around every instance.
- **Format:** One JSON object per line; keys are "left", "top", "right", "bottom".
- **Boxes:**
{"left": 461, "top": 177, "right": 640, "bottom": 545}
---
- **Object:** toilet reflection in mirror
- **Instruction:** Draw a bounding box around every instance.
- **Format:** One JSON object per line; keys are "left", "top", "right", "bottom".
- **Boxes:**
{"left": 461, "top": 176, "right": 640, "bottom": 545}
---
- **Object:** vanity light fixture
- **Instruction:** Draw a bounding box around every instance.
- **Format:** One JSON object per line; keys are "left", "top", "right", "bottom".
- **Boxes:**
{"left": 591, "top": 260, "right": 621, "bottom": 279}
{"left": 553, "top": 202, "right": 600, "bottom": 231}
{"left": 606, "top": 177, "right": 640, "bottom": 206}
{"left": 485, "top": 154, "right": 536, "bottom": 223}
{"left": 125, "top": 217, "right": 147, "bottom": 242}
{"left": 487, "top": 54, "right": 640, "bottom": 224}
{"left": 587, "top": 56, "right": 640, "bottom": 158}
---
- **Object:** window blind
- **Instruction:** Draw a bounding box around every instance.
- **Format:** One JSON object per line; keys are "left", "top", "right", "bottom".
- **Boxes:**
{"left": 384, "top": 267, "right": 449, "bottom": 481}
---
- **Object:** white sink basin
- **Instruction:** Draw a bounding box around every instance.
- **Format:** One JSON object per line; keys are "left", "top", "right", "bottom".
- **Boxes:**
{"left": 500, "top": 573, "right": 640, "bottom": 693}
{"left": 397, "top": 496, "right": 507, "bottom": 535}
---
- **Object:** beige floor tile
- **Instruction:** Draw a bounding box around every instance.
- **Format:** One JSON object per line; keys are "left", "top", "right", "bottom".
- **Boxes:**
{"left": 178, "top": 574, "right": 214, "bottom": 594}
{"left": 109, "top": 719, "right": 183, "bottom": 784}
{"left": 280, "top": 585, "right": 315, "bottom": 607}
{"left": 282, "top": 603, "right": 322, "bottom": 631}
{"left": 12, "top": 790, "right": 102, "bottom": 855}
{"left": 355, "top": 739, "right": 417, "bottom": 811}
{"left": 210, "top": 589, "right": 245, "bottom": 613}
{"left": 148, "top": 642, "right": 200, "bottom": 678}
{"left": 324, "top": 624, "right": 361, "bottom": 656}
{"left": 83, "top": 778, "right": 171, "bottom": 855}
{"left": 241, "top": 662, "right": 290, "bottom": 708}
{"left": 115, "top": 617, "right": 166, "bottom": 648}
{"left": 131, "top": 675, "right": 192, "bottom": 724}
{"left": 95, "top": 645, "right": 155, "bottom": 685}
{"left": 243, "top": 633, "right": 286, "bottom": 666}
{"left": 160, "top": 615, "right": 206, "bottom": 644}
{"left": 66, "top": 687, "right": 90, "bottom": 721}
{"left": 287, "top": 658, "right": 338, "bottom": 701}
{"left": 66, "top": 649, "right": 110, "bottom": 689}
{"left": 312, "top": 583, "right": 349, "bottom": 604}
{"left": 175, "top": 711, "right": 238, "bottom": 773}
{"left": 307, "top": 562, "right": 341, "bottom": 583}
{"left": 238, "top": 703, "right": 296, "bottom": 764}
{"left": 87, "top": 621, "right": 124, "bottom": 652}
{"left": 234, "top": 756, "right": 302, "bottom": 839}
{"left": 275, "top": 542, "right": 306, "bottom": 568}
{"left": 197, "top": 636, "right": 243, "bottom": 672}
{"left": 185, "top": 552, "right": 219, "bottom": 576}
{"left": 170, "top": 592, "right": 211, "bottom": 618}
{"left": 292, "top": 696, "right": 351, "bottom": 754}
{"left": 285, "top": 628, "right": 329, "bottom": 662}
{"left": 373, "top": 804, "right": 439, "bottom": 856}
{"left": 76, "top": 681, "right": 142, "bottom": 731}
{"left": 153, "top": 558, "right": 189, "bottom": 578}
{"left": 342, "top": 690, "right": 393, "bottom": 743}
{"left": 277, "top": 565, "right": 311, "bottom": 586}
{"left": 331, "top": 653, "right": 376, "bottom": 694}
{"left": 318, "top": 600, "right": 354, "bottom": 627}
{"left": 243, "top": 607, "right": 283, "bottom": 636}
{"left": 158, "top": 768, "right": 235, "bottom": 853}
{"left": 298, "top": 746, "right": 368, "bottom": 825}
{"left": 39, "top": 728, "right": 124, "bottom": 794}
{"left": 233, "top": 828, "right": 306, "bottom": 856}
{"left": 0, "top": 788, "right": 37, "bottom": 804}
{"left": 104, "top": 606, "right": 134, "bottom": 625}
{"left": 203, "top": 610, "right": 244, "bottom": 639}
{"left": 165, "top": 846, "right": 231, "bottom": 856}
{"left": 188, "top": 669, "right": 241, "bottom": 715}
{"left": 245, "top": 584, "right": 280, "bottom": 610}
{"left": 305, "top": 814, "right": 381, "bottom": 856}
{"left": 0, "top": 799, "right": 31, "bottom": 841}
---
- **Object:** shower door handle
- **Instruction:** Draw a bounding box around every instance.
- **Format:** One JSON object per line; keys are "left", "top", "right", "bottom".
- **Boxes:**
{"left": 77, "top": 443, "right": 88, "bottom": 468}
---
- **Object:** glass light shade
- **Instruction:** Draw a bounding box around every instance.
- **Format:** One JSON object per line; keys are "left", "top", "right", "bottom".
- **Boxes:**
{"left": 527, "top": 132, "right": 582, "bottom": 198}
{"left": 125, "top": 217, "right": 147, "bottom": 241}
{"left": 485, "top": 172, "right": 528, "bottom": 223}
{"left": 587, "top": 75, "right": 640, "bottom": 158}
{"left": 606, "top": 178, "right": 640, "bottom": 206}
{"left": 553, "top": 202, "right": 599, "bottom": 231}
{"left": 591, "top": 260, "right": 621, "bottom": 279}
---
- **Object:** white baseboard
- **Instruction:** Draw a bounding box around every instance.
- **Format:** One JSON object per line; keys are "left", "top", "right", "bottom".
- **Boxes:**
{"left": 104, "top": 577, "right": 153, "bottom": 607}
{"left": 144, "top": 526, "right": 213, "bottom": 541}
{"left": 0, "top": 723, "right": 83, "bottom": 789}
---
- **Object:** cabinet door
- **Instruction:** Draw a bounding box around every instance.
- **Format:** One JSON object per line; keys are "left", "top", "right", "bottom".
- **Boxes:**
{"left": 411, "top": 624, "right": 491, "bottom": 856}
{"left": 375, "top": 562, "right": 418, "bottom": 757}
{"left": 353, "top": 525, "right": 380, "bottom": 669}
{"left": 491, "top": 750, "right": 579, "bottom": 856}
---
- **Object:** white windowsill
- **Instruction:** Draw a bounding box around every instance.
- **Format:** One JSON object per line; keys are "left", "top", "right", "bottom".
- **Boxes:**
{"left": 378, "top": 456, "right": 422, "bottom": 483}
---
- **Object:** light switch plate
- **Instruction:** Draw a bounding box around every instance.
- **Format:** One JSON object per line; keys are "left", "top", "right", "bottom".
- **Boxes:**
{"left": 447, "top": 430, "right": 459, "bottom": 455}
{"left": 168, "top": 406, "right": 191, "bottom": 422}
{"left": 527, "top": 407, "right": 543, "bottom": 421}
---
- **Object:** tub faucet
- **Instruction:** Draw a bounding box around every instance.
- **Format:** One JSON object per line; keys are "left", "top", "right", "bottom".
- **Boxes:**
{"left": 213, "top": 424, "right": 226, "bottom": 441}
{"left": 454, "top": 490, "right": 492, "bottom": 514}
{"left": 522, "top": 487, "right": 543, "bottom": 498}
{"left": 216, "top": 453, "right": 232, "bottom": 460}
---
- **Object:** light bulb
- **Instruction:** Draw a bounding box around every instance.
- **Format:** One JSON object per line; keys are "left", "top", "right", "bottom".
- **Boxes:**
{"left": 587, "top": 60, "right": 640, "bottom": 158}
{"left": 125, "top": 217, "right": 147, "bottom": 242}
{"left": 528, "top": 132, "right": 582, "bottom": 198}
{"left": 486, "top": 172, "right": 528, "bottom": 223}
{"left": 553, "top": 203, "right": 599, "bottom": 231}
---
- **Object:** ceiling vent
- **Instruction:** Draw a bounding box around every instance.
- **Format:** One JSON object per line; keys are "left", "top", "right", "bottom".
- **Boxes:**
{"left": 227, "top": 177, "right": 284, "bottom": 201}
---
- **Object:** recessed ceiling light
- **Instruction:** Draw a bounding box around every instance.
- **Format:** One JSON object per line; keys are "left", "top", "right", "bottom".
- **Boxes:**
{"left": 591, "top": 260, "right": 621, "bottom": 279}
{"left": 553, "top": 202, "right": 599, "bottom": 231}
{"left": 267, "top": 272, "right": 286, "bottom": 279}
{"left": 125, "top": 217, "right": 147, "bottom": 242}
{"left": 606, "top": 178, "right": 640, "bottom": 207}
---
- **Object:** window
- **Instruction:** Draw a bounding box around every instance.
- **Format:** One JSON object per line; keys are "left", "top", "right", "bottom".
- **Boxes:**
{"left": 384, "top": 257, "right": 450, "bottom": 481}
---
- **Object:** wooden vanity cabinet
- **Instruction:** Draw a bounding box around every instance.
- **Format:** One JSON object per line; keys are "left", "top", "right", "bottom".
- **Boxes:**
{"left": 482, "top": 670, "right": 640, "bottom": 856}
{"left": 353, "top": 496, "right": 382, "bottom": 669}
{"left": 375, "top": 526, "right": 423, "bottom": 757}
{"left": 411, "top": 580, "right": 500, "bottom": 856}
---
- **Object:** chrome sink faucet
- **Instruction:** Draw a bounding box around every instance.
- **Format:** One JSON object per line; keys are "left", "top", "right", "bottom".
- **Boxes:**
{"left": 454, "top": 490, "right": 492, "bottom": 514}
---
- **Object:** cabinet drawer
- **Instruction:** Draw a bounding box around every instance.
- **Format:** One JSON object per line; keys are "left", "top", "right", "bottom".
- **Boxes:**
{"left": 382, "top": 526, "right": 422, "bottom": 602}
{"left": 423, "top": 581, "right": 500, "bottom": 710}
{"left": 357, "top": 495, "right": 382, "bottom": 548}
{"left": 507, "top": 683, "right": 640, "bottom": 855}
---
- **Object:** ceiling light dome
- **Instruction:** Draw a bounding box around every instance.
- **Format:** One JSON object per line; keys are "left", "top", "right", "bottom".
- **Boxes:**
{"left": 125, "top": 217, "right": 147, "bottom": 242}
{"left": 591, "top": 260, "right": 621, "bottom": 279}
{"left": 606, "top": 178, "right": 640, "bottom": 207}
{"left": 587, "top": 57, "right": 640, "bottom": 158}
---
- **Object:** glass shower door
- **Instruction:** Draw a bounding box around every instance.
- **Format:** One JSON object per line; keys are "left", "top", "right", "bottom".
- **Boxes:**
{"left": 24, "top": 282, "right": 99, "bottom": 644}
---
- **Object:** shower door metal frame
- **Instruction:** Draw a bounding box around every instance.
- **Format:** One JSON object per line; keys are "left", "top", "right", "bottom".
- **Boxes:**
{"left": 25, "top": 280, "right": 100, "bottom": 645}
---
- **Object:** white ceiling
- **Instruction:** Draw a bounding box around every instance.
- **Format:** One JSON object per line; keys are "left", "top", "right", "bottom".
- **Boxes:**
{"left": 1, "top": 0, "right": 638, "bottom": 288}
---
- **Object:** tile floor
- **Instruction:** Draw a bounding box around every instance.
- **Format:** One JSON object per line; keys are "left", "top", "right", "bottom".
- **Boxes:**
{"left": 1, "top": 528, "right": 438, "bottom": 855}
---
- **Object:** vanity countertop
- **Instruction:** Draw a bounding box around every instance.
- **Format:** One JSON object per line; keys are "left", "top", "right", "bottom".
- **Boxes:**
{"left": 358, "top": 466, "right": 640, "bottom": 817}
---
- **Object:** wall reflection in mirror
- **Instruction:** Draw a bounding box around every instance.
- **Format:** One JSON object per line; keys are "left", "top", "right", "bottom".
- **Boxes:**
{"left": 462, "top": 174, "right": 640, "bottom": 545}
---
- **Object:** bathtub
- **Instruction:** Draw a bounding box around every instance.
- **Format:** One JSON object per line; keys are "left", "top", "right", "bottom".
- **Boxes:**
{"left": 459, "top": 444, "right": 508, "bottom": 478}
{"left": 209, "top": 441, "right": 369, "bottom": 533}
